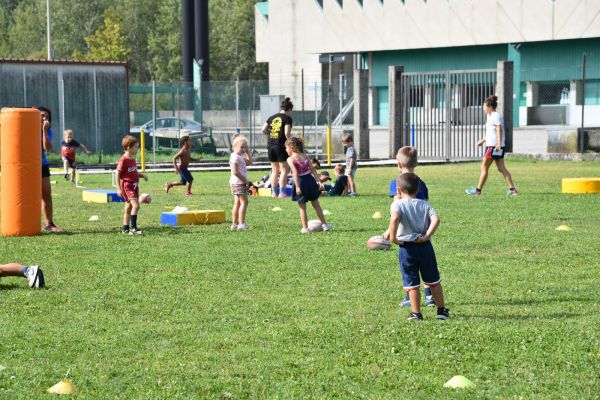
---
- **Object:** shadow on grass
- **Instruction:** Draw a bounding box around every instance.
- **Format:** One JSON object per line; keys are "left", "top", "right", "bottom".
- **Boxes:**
{"left": 461, "top": 312, "right": 582, "bottom": 321}
{"left": 459, "top": 296, "right": 593, "bottom": 306}
{"left": 0, "top": 283, "right": 22, "bottom": 291}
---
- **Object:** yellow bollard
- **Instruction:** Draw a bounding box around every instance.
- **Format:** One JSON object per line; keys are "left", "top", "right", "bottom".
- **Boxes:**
{"left": 326, "top": 125, "right": 332, "bottom": 166}
{"left": 140, "top": 128, "right": 145, "bottom": 172}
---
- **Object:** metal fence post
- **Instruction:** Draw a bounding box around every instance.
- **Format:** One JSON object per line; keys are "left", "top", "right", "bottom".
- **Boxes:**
{"left": 496, "top": 60, "right": 514, "bottom": 152}
{"left": 354, "top": 69, "right": 369, "bottom": 159}
{"left": 388, "top": 66, "right": 404, "bottom": 158}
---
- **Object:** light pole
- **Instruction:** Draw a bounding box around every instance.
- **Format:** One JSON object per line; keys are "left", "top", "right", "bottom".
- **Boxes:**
{"left": 46, "top": 0, "right": 52, "bottom": 60}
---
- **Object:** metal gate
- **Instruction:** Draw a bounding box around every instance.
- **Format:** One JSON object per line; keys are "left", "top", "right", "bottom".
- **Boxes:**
{"left": 401, "top": 69, "right": 497, "bottom": 160}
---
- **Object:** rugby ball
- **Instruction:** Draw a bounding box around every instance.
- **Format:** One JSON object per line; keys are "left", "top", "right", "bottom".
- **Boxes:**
{"left": 307, "top": 219, "right": 323, "bottom": 232}
{"left": 140, "top": 193, "right": 152, "bottom": 204}
{"left": 367, "top": 235, "right": 390, "bottom": 250}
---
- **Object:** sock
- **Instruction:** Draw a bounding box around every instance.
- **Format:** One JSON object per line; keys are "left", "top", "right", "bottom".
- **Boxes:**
{"left": 123, "top": 224, "right": 129, "bottom": 232}
{"left": 22, "top": 266, "right": 29, "bottom": 274}
{"left": 131, "top": 215, "right": 138, "bottom": 230}
{"left": 424, "top": 287, "right": 432, "bottom": 297}
{"left": 476, "top": 188, "right": 481, "bottom": 192}
{"left": 509, "top": 187, "right": 515, "bottom": 191}
{"left": 272, "top": 186, "right": 279, "bottom": 196}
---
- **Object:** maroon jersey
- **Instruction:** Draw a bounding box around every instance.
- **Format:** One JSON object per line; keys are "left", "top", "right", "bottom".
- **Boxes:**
{"left": 117, "top": 156, "right": 139, "bottom": 182}
{"left": 61, "top": 140, "right": 80, "bottom": 161}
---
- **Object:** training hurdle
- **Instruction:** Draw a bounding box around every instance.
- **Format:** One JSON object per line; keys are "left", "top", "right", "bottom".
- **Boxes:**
{"left": 82, "top": 189, "right": 124, "bottom": 203}
{"left": 561, "top": 178, "right": 600, "bottom": 194}
{"left": 161, "top": 210, "right": 226, "bottom": 226}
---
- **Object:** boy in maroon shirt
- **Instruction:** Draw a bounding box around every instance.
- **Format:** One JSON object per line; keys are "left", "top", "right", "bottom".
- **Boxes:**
{"left": 116, "top": 135, "right": 148, "bottom": 235}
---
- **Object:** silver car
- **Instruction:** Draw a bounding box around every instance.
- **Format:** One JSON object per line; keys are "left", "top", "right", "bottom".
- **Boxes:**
{"left": 130, "top": 117, "right": 207, "bottom": 139}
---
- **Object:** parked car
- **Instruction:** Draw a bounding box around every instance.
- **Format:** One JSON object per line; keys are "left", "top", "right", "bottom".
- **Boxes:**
{"left": 130, "top": 117, "right": 207, "bottom": 137}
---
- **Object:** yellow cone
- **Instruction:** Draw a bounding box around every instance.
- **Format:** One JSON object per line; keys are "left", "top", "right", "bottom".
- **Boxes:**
{"left": 47, "top": 379, "right": 78, "bottom": 395}
{"left": 271, "top": 207, "right": 282, "bottom": 212}
{"left": 443, "top": 375, "right": 475, "bottom": 389}
{"left": 372, "top": 212, "right": 382, "bottom": 219}
{"left": 323, "top": 209, "right": 331, "bottom": 215}
{"left": 555, "top": 225, "right": 572, "bottom": 231}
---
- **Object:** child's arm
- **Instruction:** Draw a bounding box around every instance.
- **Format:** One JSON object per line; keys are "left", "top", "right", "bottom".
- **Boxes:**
{"left": 139, "top": 172, "right": 148, "bottom": 182}
{"left": 116, "top": 167, "right": 123, "bottom": 198}
{"left": 476, "top": 138, "right": 486, "bottom": 147}
{"left": 172, "top": 149, "right": 184, "bottom": 171}
{"left": 388, "top": 210, "right": 401, "bottom": 245}
{"left": 414, "top": 214, "right": 440, "bottom": 243}
{"left": 495, "top": 125, "right": 502, "bottom": 151}
{"left": 284, "top": 124, "right": 292, "bottom": 139}
{"left": 79, "top": 143, "right": 92, "bottom": 155}
{"left": 288, "top": 157, "right": 301, "bottom": 195}
{"left": 261, "top": 122, "right": 270, "bottom": 135}
{"left": 231, "top": 162, "right": 248, "bottom": 186}
{"left": 42, "top": 121, "right": 52, "bottom": 151}
{"left": 243, "top": 147, "right": 252, "bottom": 166}
{"left": 307, "top": 159, "right": 323, "bottom": 190}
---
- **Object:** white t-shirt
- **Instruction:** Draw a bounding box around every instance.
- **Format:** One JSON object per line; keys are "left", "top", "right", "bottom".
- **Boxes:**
{"left": 390, "top": 198, "right": 437, "bottom": 243}
{"left": 485, "top": 111, "right": 505, "bottom": 147}
{"left": 229, "top": 152, "right": 247, "bottom": 185}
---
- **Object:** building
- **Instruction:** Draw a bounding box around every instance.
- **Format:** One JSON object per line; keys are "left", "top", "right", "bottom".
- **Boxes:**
{"left": 255, "top": 0, "right": 600, "bottom": 155}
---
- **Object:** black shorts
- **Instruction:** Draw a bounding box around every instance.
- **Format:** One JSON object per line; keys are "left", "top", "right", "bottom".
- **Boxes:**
{"left": 42, "top": 165, "right": 51, "bottom": 178}
{"left": 268, "top": 145, "right": 288, "bottom": 163}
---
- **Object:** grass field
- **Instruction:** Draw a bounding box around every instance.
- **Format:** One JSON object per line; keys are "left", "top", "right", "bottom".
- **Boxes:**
{"left": 1, "top": 158, "right": 599, "bottom": 399}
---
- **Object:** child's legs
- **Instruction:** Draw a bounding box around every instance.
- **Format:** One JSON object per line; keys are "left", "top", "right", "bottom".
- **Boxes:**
{"left": 494, "top": 159, "right": 515, "bottom": 188}
{"left": 0, "top": 263, "right": 25, "bottom": 277}
{"left": 399, "top": 247, "right": 422, "bottom": 313}
{"left": 41, "top": 176, "right": 53, "bottom": 225}
{"left": 63, "top": 159, "right": 69, "bottom": 174}
{"left": 130, "top": 199, "right": 140, "bottom": 215}
{"left": 427, "top": 283, "right": 445, "bottom": 309}
{"left": 231, "top": 196, "right": 241, "bottom": 225}
{"left": 419, "top": 241, "right": 444, "bottom": 308}
{"left": 310, "top": 199, "right": 327, "bottom": 224}
{"left": 186, "top": 181, "right": 193, "bottom": 192}
{"left": 347, "top": 174, "right": 355, "bottom": 192}
{"left": 278, "top": 162, "right": 289, "bottom": 190}
{"left": 476, "top": 157, "right": 494, "bottom": 189}
{"left": 298, "top": 201, "right": 308, "bottom": 228}
{"left": 238, "top": 195, "right": 248, "bottom": 223}
{"left": 71, "top": 166, "right": 76, "bottom": 181}
{"left": 123, "top": 202, "right": 132, "bottom": 225}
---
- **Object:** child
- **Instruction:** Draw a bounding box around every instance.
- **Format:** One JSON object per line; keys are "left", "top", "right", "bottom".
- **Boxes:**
{"left": 229, "top": 136, "right": 252, "bottom": 230}
{"left": 164, "top": 136, "right": 202, "bottom": 196}
{"left": 384, "top": 146, "right": 434, "bottom": 307}
{"left": 342, "top": 132, "right": 358, "bottom": 196}
{"left": 61, "top": 129, "right": 92, "bottom": 182}
{"left": 285, "top": 137, "right": 332, "bottom": 233}
{"left": 388, "top": 172, "right": 450, "bottom": 321}
{"left": 116, "top": 135, "right": 148, "bottom": 235}
{"left": 0, "top": 263, "right": 45, "bottom": 289}
{"left": 466, "top": 95, "right": 518, "bottom": 196}
{"left": 322, "top": 164, "right": 348, "bottom": 196}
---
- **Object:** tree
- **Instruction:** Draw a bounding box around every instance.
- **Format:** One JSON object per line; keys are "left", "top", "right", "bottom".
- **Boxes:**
{"left": 147, "top": 0, "right": 182, "bottom": 83}
{"left": 0, "top": 5, "right": 11, "bottom": 57}
{"left": 7, "top": 0, "right": 46, "bottom": 58}
{"left": 74, "top": 7, "right": 130, "bottom": 62}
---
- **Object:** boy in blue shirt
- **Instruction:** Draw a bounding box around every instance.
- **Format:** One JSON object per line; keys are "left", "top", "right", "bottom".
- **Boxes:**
{"left": 388, "top": 173, "right": 450, "bottom": 321}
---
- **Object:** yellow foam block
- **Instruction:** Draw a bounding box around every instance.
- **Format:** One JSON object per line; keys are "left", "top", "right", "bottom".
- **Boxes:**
{"left": 82, "top": 189, "right": 124, "bottom": 203}
{"left": 161, "top": 210, "right": 225, "bottom": 226}
{"left": 258, "top": 188, "right": 271, "bottom": 196}
{"left": 561, "top": 178, "right": 600, "bottom": 194}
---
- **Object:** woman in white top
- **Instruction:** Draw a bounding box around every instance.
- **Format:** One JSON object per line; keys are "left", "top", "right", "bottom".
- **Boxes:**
{"left": 465, "top": 95, "right": 517, "bottom": 196}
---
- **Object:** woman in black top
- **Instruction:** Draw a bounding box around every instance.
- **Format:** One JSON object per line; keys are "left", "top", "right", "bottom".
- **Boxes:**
{"left": 261, "top": 97, "right": 293, "bottom": 197}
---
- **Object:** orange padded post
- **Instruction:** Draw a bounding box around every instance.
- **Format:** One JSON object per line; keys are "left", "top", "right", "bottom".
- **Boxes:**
{"left": 1, "top": 108, "right": 42, "bottom": 236}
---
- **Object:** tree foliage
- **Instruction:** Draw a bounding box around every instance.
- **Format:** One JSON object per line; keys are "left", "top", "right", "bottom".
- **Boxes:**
{"left": 1, "top": 0, "right": 267, "bottom": 83}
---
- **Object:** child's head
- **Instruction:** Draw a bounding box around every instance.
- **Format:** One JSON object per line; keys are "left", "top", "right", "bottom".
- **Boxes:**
{"left": 180, "top": 135, "right": 191, "bottom": 148}
{"left": 342, "top": 132, "right": 353, "bottom": 145}
{"left": 334, "top": 164, "right": 346, "bottom": 176}
{"left": 37, "top": 106, "right": 51, "bottom": 124}
{"left": 396, "top": 172, "right": 420, "bottom": 197}
{"left": 63, "top": 129, "right": 74, "bottom": 143}
{"left": 285, "top": 137, "right": 304, "bottom": 155}
{"left": 232, "top": 135, "right": 249, "bottom": 154}
{"left": 319, "top": 171, "right": 331, "bottom": 182}
{"left": 483, "top": 95, "right": 498, "bottom": 113}
{"left": 122, "top": 135, "right": 140, "bottom": 154}
{"left": 281, "top": 97, "right": 293, "bottom": 115}
{"left": 311, "top": 157, "right": 321, "bottom": 169}
{"left": 396, "top": 146, "right": 418, "bottom": 170}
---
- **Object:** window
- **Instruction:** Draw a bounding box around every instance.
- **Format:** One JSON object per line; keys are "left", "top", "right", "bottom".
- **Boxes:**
{"left": 315, "top": 0, "right": 323, "bottom": 9}
{"left": 538, "top": 82, "right": 569, "bottom": 105}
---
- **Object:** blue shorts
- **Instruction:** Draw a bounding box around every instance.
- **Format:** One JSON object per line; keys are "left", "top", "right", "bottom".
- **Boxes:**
{"left": 398, "top": 241, "right": 441, "bottom": 289}
{"left": 179, "top": 168, "right": 193, "bottom": 184}
{"left": 484, "top": 146, "right": 505, "bottom": 159}
{"left": 347, "top": 165, "right": 357, "bottom": 177}
{"left": 62, "top": 157, "right": 76, "bottom": 169}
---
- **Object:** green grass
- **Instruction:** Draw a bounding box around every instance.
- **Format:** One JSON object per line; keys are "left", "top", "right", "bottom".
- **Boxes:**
{"left": 1, "top": 158, "right": 599, "bottom": 399}
{"left": 47, "top": 150, "right": 228, "bottom": 166}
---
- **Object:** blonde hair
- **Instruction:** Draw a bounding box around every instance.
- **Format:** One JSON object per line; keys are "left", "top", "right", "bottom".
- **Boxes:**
{"left": 396, "top": 146, "right": 418, "bottom": 169}
{"left": 232, "top": 135, "right": 248, "bottom": 148}
{"left": 63, "top": 129, "right": 73, "bottom": 137}
{"left": 341, "top": 132, "right": 353, "bottom": 144}
{"left": 334, "top": 164, "right": 345, "bottom": 174}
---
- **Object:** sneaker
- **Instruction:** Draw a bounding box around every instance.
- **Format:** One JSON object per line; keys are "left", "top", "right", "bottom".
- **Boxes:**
{"left": 300, "top": 227, "right": 310, "bottom": 234}
{"left": 185, "top": 191, "right": 193, "bottom": 196}
{"left": 425, "top": 295, "right": 436, "bottom": 307}
{"left": 436, "top": 308, "right": 450, "bottom": 320}
{"left": 230, "top": 224, "right": 238, "bottom": 231}
{"left": 465, "top": 187, "right": 481, "bottom": 196}
{"left": 63, "top": 173, "right": 69, "bottom": 181}
{"left": 322, "top": 223, "right": 333, "bottom": 231}
{"left": 400, "top": 293, "right": 411, "bottom": 308}
{"left": 128, "top": 228, "right": 143, "bottom": 235}
{"left": 237, "top": 223, "right": 249, "bottom": 230}
{"left": 507, "top": 188, "right": 518, "bottom": 196}
{"left": 348, "top": 192, "right": 357, "bottom": 197}
{"left": 44, "top": 224, "right": 61, "bottom": 233}
{"left": 122, "top": 229, "right": 130, "bottom": 234}
{"left": 25, "top": 265, "right": 45, "bottom": 289}
{"left": 164, "top": 182, "right": 172, "bottom": 193}
{"left": 407, "top": 312, "right": 423, "bottom": 321}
